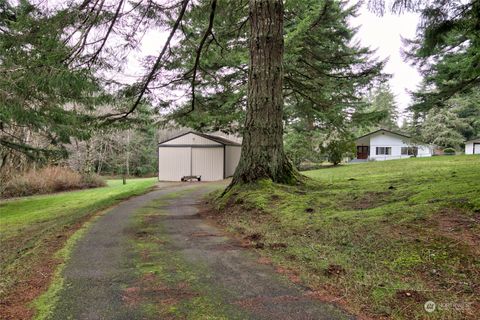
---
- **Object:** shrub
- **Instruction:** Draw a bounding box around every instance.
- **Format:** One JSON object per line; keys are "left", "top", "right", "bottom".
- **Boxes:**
{"left": 1, "top": 166, "right": 106, "bottom": 198}
{"left": 81, "top": 173, "right": 107, "bottom": 188}
{"left": 321, "top": 139, "right": 355, "bottom": 166}
{"left": 443, "top": 147, "right": 456, "bottom": 155}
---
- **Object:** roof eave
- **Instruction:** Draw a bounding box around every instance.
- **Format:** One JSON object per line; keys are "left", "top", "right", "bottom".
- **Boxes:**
{"left": 158, "top": 131, "right": 241, "bottom": 146}
{"left": 355, "top": 129, "right": 411, "bottom": 141}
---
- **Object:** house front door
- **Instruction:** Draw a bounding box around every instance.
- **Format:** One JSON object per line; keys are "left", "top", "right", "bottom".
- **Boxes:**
{"left": 357, "top": 146, "right": 369, "bottom": 159}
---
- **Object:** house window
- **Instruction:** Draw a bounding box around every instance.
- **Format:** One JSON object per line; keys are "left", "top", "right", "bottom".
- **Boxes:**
{"left": 401, "top": 147, "right": 418, "bottom": 155}
{"left": 376, "top": 147, "right": 391, "bottom": 155}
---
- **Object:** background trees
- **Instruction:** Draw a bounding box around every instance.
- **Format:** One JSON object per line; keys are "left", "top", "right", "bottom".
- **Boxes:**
{"left": 1, "top": 0, "right": 478, "bottom": 182}
{"left": 420, "top": 108, "right": 472, "bottom": 149}
{"left": 367, "top": 84, "right": 399, "bottom": 130}
{"left": 0, "top": 2, "right": 104, "bottom": 176}
{"left": 403, "top": 0, "right": 480, "bottom": 113}
{"left": 368, "top": 0, "right": 480, "bottom": 152}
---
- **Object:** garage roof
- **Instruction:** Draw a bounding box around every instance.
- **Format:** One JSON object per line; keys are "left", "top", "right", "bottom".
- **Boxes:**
{"left": 158, "top": 131, "right": 241, "bottom": 146}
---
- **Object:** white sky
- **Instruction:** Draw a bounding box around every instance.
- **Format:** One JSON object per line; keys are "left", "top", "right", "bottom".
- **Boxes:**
{"left": 351, "top": 4, "right": 423, "bottom": 119}
{"left": 119, "top": 2, "right": 424, "bottom": 121}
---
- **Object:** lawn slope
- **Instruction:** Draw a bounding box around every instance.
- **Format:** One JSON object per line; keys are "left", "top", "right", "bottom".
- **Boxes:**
{"left": 211, "top": 156, "right": 479, "bottom": 319}
{"left": 0, "top": 178, "right": 157, "bottom": 320}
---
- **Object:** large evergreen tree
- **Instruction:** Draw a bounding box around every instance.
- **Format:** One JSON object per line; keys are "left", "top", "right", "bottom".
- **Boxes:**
{"left": 231, "top": 0, "right": 295, "bottom": 184}
{"left": 405, "top": 0, "right": 480, "bottom": 112}
{"left": 159, "top": 0, "right": 386, "bottom": 169}
{"left": 421, "top": 108, "right": 471, "bottom": 148}
{"left": 369, "top": 0, "right": 480, "bottom": 112}
{"left": 1, "top": 0, "right": 386, "bottom": 185}
{"left": 0, "top": 1, "right": 104, "bottom": 173}
{"left": 367, "top": 84, "right": 399, "bottom": 130}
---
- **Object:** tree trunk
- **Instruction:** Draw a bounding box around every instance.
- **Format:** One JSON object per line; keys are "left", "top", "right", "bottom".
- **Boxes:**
{"left": 125, "top": 129, "right": 130, "bottom": 176}
{"left": 230, "top": 0, "right": 297, "bottom": 186}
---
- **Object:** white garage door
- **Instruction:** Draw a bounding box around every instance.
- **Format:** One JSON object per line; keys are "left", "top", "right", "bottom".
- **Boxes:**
{"left": 192, "top": 147, "right": 224, "bottom": 181}
{"left": 158, "top": 147, "right": 191, "bottom": 181}
{"left": 475, "top": 144, "right": 480, "bottom": 154}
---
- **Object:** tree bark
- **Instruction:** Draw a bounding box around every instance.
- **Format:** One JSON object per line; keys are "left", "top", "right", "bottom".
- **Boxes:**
{"left": 125, "top": 129, "right": 130, "bottom": 176}
{"left": 230, "top": 0, "right": 297, "bottom": 185}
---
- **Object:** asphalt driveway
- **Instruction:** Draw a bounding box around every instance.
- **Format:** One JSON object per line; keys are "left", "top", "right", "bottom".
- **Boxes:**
{"left": 48, "top": 182, "right": 352, "bottom": 320}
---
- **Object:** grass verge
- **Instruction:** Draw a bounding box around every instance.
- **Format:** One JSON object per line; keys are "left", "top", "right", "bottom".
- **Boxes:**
{"left": 208, "top": 156, "right": 479, "bottom": 319}
{"left": 0, "top": 178, "right": 157, "bottom": 320}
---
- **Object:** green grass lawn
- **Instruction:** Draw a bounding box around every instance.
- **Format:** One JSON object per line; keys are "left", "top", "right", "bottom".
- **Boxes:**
{"left": 213, "top": 155, "right": 480, "bottom": 319}
{"left": 0, "top": 178, "right": 157, "bottom": 317}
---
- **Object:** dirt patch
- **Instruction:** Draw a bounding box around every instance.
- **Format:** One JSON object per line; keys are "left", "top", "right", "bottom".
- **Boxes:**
{"left": 135, "top": 231, "right": 150, "bottom": 238}
{"left": 304, "top": 288, "right": 376, "bottom": 320}
{"left": 244, "top": 232, "right": 262, "bottom": 241}
{"left": 0, "top": 258, "right": 58, "bottom": 320}
{"left": 341, "top": 191, "right": 392, "bottom": 210}
{"left": 434, "top": 209, "right": 480, "bottom": 253}
{"left": 137, "top": 272, "right": 198, "bottom": 307}
{"left": 257, "top": 257, "right": 272, "bottom": 265}
{"left": 394, "top": 290, "right": 424, "bottom": 303}
{"left": 190, "top": 231, "right": 220, "bottom": 238}
{"left": 143, "top": 214, "right": 163, "bottom": 224}
{"left": 140, "top": 249, "right": 151, "bottom": 261}
{"left": 268, "top": 242, "right": 288, "bottom": 249}
{"left": 274, "top": 266, "right": 302, "bottom": 284}
{"left": 122, "top": 287, "right": 142, "bottom": 306}
{"left": 324, "top": 264, "right": 346, "bottom": 277}
{"left": 391, "top": 290, "right": 428, "bottom": 318}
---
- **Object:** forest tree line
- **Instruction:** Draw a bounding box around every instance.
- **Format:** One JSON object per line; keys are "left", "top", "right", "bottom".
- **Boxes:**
{"left": 1, "top": 0, "right": 478, "bottom": 180}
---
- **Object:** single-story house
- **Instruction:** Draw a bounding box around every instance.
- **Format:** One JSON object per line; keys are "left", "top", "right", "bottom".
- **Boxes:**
{"left": 158, "top": 131, "right": 241, "bottom": 181}
{"left": 355, "top": 129, "right": 433, "bottom": 161}
{"left": 465, "top": 138, "right": 480, "bottom": 155}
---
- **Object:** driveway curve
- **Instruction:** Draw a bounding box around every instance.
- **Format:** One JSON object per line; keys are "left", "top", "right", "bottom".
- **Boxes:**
{"left": 48, "top": 182, "right": 353, "bottom": 320}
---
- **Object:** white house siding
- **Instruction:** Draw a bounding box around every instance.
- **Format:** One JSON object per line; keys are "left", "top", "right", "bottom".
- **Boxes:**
{"left": 162, "top": 133, "right": 221, "bottom": 146}
{"left": 191, "top": 147, "right": 224, "bottom": 181}
{"left": 368, "top": 132, "right": 431, "bottom": 161}
{"left": 466, "top": 142, "right": 473, "bottom": 154}
{"left": 225, "top": 145, "right": 242, "bottom": 177}
{"left": 465, "top": 139, "right": 480, "bottom": 154}
{"left": 416, "top": 145, "right": 433, "bottom": 157}
{"left": 158, "top": 147, "right": 191, "bottom": 181}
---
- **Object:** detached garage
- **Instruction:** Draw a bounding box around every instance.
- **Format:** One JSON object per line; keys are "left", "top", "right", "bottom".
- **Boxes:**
{"left": 465, "top": 138, "right": 480, "bottom": 155}
{"left": 158, "top": 132, "right": 242, "bottom": 181}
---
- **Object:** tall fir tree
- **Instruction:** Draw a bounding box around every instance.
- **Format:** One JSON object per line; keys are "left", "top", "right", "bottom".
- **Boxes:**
{"left": 368, "top": 84, "right": 399, "bottom": 130}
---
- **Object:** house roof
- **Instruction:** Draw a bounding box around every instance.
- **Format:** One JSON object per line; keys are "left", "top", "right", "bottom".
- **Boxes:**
{"left": 356, "top": 128, "right": 411, "bottom": 141}
{"left": 465, "top": 137, "right": 480, "bottom": 143}
{"left": 158, "top": 131, "right": 241, "bottom": 146}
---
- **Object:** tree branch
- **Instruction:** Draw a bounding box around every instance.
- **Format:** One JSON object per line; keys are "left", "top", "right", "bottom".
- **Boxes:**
{"left": 185, "top": 0, "right": 217, "bottom": 115}
{"left": 88, "top": 0, "right": 125, "bottom": 64}
{"left": 110, "top": 0, "right": 190, "bottom": 121}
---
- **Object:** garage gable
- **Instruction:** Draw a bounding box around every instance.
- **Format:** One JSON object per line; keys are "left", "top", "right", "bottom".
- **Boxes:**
{"left": 160, "top": 132, "right": 222, "bottom": 146}
{"left": 158, "top": 132, "right": 242, "bottom": 181}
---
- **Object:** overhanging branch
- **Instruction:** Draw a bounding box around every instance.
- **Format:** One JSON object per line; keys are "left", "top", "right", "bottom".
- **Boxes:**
{"left": 185, "top": 0, "right": 218, "bottom": 116}
{"left": 107, "top": 0, "right": 190, "bottom": 121}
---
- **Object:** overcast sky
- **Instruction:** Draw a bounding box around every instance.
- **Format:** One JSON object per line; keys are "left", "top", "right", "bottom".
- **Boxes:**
{"left": 123, "top": 2, "right": 424, "bottom": 121}
{"left": 351, "top": 5, "right": 423, "bottom": 120}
